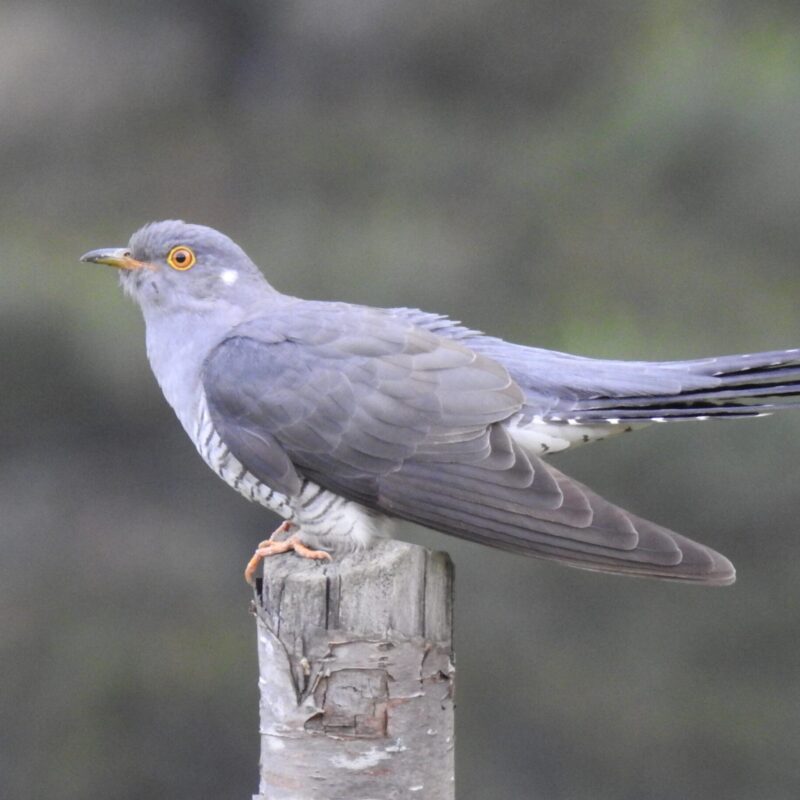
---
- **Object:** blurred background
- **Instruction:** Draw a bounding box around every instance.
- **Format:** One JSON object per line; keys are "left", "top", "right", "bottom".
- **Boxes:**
{"left": 3, "top": 1, "right": 800, "bottom": 798}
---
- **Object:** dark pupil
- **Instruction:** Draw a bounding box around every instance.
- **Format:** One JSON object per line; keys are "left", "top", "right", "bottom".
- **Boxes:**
{"left": 175, "top": 251, "right": 186, "bottom": 263}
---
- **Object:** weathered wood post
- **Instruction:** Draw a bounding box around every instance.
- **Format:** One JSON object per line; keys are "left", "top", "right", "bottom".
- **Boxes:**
{"left": 251, "top": 539, "right": 455, "bottom": 800}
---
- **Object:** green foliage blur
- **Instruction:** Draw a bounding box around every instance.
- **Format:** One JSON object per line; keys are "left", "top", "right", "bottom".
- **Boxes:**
{"left": 3, "top": 2, "right": 800, "bottom": 798}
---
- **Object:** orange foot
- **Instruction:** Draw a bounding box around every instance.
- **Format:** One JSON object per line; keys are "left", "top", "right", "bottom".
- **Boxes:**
{"left": 244, "top": 521, "right": 332, "bottom": 585}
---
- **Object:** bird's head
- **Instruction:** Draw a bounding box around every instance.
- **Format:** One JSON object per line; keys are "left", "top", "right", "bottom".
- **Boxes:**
{"left": 80, "top": 220, "right": 273, "bottom": 314}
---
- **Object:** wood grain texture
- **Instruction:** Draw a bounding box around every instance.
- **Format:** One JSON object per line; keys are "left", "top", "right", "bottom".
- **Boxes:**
{"left": 252, "top": 539, "right": 455, "bottom": 800}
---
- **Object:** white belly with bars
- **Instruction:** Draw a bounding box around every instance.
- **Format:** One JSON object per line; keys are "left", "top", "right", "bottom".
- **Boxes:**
{"left": 192, "top": 393, "right": 387, "bottom": 551}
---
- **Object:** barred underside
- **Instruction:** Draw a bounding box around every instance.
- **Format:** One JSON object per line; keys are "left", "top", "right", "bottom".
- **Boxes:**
{"left": 193, "top": 393, "right": 386, "bottom": 550}
{"left": 193, "top": 393, "right": 293, "bottom": 516}
{"left": 293, "top": 479, "right": 390, "bottom": 551}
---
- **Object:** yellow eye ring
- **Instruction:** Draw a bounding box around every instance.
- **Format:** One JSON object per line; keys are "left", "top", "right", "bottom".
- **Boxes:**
{"left": 166, "top": 245, "right": 196, "bottom": 271}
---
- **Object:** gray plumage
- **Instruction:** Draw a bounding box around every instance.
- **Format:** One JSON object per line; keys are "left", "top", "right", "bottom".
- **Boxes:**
{"left": 81, "top": 220, "right": 800, "bottom": 586}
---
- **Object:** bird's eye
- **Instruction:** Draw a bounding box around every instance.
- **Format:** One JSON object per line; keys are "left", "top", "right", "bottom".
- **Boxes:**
{"left": 166, "top": 245, "right": 196, "bottom": 271}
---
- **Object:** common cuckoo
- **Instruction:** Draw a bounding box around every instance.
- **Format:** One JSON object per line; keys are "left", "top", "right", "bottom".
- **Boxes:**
{"left": 81, "top": 220, "right": 800, "bottom": 586}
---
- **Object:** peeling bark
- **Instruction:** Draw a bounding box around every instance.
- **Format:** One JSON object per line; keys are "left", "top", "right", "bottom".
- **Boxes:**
{"left": 252, "top": 540, "right": 455, "bottom": 800}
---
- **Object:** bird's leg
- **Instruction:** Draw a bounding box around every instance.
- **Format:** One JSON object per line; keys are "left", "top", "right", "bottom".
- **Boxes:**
{"left": 245, "top": 520, "right": 293, "bottom": 585}
{"left": 244, "top": 521, "right": 332, "bottom": 585}
{"left": 261, "top": 519, "right": 295, "bottom": 547}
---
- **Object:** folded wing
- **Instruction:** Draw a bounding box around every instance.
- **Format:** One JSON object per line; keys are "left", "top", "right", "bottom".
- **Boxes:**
{"left": 201, "top": 303, "right": 734, "bottom": 585}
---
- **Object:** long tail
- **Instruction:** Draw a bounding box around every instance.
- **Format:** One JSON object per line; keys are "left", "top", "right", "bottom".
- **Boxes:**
{"left": 569, "top": 348, "right": 800, "bottom": 422}
{"left": 391, "top": 308, "right": 800, "bottom": 422}
{"left": 467, "top": 338, "right": 800, "bottom": 422}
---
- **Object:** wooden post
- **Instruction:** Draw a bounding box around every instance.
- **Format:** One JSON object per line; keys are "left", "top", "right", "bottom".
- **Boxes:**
{"left": 251, "top": 539, "right": 455, "bottom": 800}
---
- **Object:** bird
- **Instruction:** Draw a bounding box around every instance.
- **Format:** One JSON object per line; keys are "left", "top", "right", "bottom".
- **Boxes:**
{"left": 81, "top": 220, "right": 800, "bottom": 587}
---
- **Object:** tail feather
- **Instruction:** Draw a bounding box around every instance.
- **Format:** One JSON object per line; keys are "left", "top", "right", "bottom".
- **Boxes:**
{"left": 390, "top": 307, "right": 800, "bottom": 421}
{"left": 571, "top": 350, "right": 800, "bottom": 421}
{"left": 675, "top": 348, "right": 800, "bottom": 376}
{"left": 495, "top": 348, "right": 800, "bottom": 422}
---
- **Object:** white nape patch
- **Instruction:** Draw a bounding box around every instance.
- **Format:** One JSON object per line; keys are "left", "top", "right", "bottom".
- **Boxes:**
{"left": 220, "top": 269, "right": 239, "bottom": 285}
{"left": 331, "top": 747, "right": 390, "bottom": 771}
{"left": 651, "top": 417, "right": 667, "bottom": 423}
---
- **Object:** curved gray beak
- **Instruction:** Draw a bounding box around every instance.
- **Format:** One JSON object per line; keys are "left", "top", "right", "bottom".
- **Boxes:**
{"left": 80, "top": 248, "right": 148, "bottom": 270}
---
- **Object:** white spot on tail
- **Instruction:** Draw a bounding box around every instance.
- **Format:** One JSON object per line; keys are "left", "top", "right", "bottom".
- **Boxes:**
{"left": 221, "top": 269, "right": 239, "bottom": 285}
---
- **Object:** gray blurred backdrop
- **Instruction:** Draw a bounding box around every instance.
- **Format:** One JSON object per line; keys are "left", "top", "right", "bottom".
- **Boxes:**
{"left": 3, "top": 2, "right": 800, "bottom": 798}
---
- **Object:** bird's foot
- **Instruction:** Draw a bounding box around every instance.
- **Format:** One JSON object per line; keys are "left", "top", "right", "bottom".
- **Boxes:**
{"left": 244, "top": 522, "right": 332, "bottom": 585}
{"left": 260, "top": 519, "right": 295, "bottom": 547}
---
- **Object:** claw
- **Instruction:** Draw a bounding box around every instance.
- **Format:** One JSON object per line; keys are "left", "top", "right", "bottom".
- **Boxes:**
{"left": 255, "top": 520, "right": 295, "bottom": 550}
{"left": 244, "top": 523, "right": 331, "bottom": 585}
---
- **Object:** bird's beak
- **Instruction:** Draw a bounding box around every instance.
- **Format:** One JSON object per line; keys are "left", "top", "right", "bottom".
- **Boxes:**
{"left": 79, "top": 248, "right": 149, "bottom": 270}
